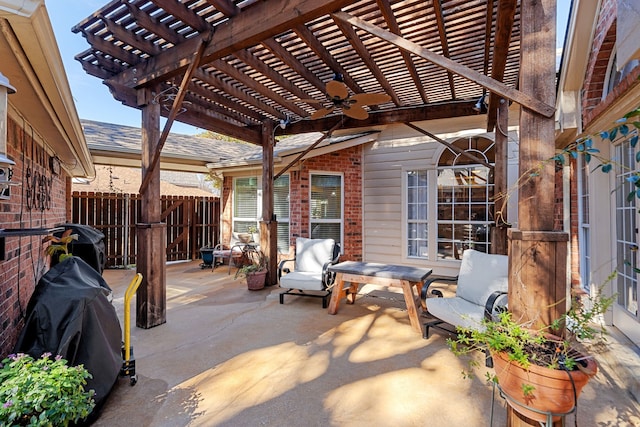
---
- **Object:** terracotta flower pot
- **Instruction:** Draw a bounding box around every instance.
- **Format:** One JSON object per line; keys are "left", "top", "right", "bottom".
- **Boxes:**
{"left": 246, "top": 269, "right": 267, "bottom": 290}
{"left": 492, "top": 349, "right": 597, "bottom": 422}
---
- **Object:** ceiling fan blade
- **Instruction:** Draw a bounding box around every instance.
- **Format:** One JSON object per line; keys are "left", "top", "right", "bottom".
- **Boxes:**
{"left": 343, "top": 105, "right": 369, "bottom": 120}
{"left": 326, "top": 80, "right": 349, "bottom": 100}
{"left": 351, "top": 93, "right": 391, "bottom": 106}
{"left": 310, "top": 107, "right": 334, "bottom": 120}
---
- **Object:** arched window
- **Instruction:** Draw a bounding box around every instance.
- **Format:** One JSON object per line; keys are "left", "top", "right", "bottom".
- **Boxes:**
{"left": 603, "top": 51, "right": 640, "bottom": 99}
{"left": 436, "top": 136, "right": 495, "bottom": 259}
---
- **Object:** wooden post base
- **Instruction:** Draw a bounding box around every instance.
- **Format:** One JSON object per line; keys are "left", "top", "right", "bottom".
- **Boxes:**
{"left": 136, "top": 222, "right": 167, "bottom": 329}
{"left": 507, "top": 229, "right": 569, "bottom": 331}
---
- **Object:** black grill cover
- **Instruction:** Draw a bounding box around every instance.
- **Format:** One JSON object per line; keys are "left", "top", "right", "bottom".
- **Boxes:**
{"left": 14, "top": 257, "right": 122, "bottom": 411}
{"left": 53, "top": 224, "right": 107, "bottom": 275}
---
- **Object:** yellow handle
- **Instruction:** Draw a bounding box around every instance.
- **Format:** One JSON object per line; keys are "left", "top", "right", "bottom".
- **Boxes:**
{"left": 123, "top": 273, "right": 143, "bottom": 361}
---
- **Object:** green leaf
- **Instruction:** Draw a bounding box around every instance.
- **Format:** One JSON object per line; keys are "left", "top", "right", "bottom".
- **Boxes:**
{"left": 620, "top": 124, "right": 630, "bottom": 136}
{"left": 610, "top": 127, "right": 618, "bottom": 140}
{"left": 602, "top": 163, "right": 613, "bottom": 173}
{"left": 624, "top": 108, "right": 640, "bottom": 118}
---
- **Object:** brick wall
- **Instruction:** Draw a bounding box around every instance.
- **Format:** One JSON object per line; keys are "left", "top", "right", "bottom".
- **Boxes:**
{"left": 582, "top": 0, "right": 617, "bottom": 123}
{"left": 582, "top": 0, "right": 640, "bottom": 128}
{"left": 288, "top": 146, "right": 363, "bottom": 261}
{"left": 221, "top": 145, "right": 363, "bottom": 262}
{"left": 0, "top": 116, "right": 69, "bottom": 356}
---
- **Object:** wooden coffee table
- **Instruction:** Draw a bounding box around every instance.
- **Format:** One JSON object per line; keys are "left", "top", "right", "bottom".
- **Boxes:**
{"left": 327, "top": 261, "right": 432, "bottom": 334}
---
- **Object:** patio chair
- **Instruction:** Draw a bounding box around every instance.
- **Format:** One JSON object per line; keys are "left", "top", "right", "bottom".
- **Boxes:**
{"left": 278, "top": 237, "right": 341, "bottom": 308}
{"left": 212, "top": 232, "right": 258, "bottom": 274}
{"left": 422, "top": 249, "right": 509, "bottom": 339}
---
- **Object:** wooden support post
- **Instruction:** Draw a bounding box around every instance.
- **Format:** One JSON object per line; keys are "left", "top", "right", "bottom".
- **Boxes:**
{"left": 261, "top": 121, "right": 278, "bottom": 286}
{"left": 136, "top": 87, "right": 167, "bottom": 329}
{"left": 508, "top": 1, "right": 565, "bottom": 425}
{"left": 491, "top": 98, "right": 509, "bottom": 255}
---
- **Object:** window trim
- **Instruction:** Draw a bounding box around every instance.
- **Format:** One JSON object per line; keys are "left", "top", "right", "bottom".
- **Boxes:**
{"left": 309, "top": 171, "right": 344, "bottom": 247}
{"left": 232, "top": 176, "right": 259, "bottom": 233}
{"left": 232, "top": 175, "right": 290, "bottom": 252}
{"left": 404, "top": 168, "right": 430, "bottom": 260}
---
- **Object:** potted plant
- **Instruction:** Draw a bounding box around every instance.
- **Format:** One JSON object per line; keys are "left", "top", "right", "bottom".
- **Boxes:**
{"left": 43, "top": 229, "right": 78, "bottom": 263}
{"left": 234, "top": 249, "right": 268, "bottom": 290}
{"left": 246, "top": 224, "right": 259, "bottom": 244}
{"left": 0, "top": 352, "right": 95, "bottom": 426}
{"left": 448, "top": 282, "right": 615, "bottom": 422}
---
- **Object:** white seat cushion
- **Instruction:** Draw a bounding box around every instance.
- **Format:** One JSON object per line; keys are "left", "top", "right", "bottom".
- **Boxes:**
{"left": 279, "top": 271, "right": 326, "bottom": 291}
{"left": 427, "top": 297, "right": 487, "bottom": 331}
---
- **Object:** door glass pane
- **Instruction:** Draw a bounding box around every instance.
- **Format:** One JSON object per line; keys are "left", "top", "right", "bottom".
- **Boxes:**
{"left": 310, "top": 174, "right": 342, "bottom": 245}
{"left": 311, "top": 175, "right": 341, "bottom": 219}
{"left": 615, "top": 140, "right": 639, "bottom": 317}
{"left": 311, "top": 223, "right": 341, "bottom": 240}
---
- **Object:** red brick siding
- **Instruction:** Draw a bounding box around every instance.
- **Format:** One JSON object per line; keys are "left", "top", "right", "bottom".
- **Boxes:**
{"left": 582, "top": 0, "right": 640, "bottom": 127}
{"left": 221, "top": 146, "right": 363, "bottom": 262}
{"left": 570, "top": 0, "right": 640, "bottom": 292}
{"left": 582, "top": 0, "right": 617, "bottom": 122}
{"left": 0, "top": 116, "right": 69, "bottom": 356}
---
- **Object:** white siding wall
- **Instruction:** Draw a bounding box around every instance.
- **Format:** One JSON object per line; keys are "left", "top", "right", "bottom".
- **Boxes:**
{"left": 362, "top": 118, "right": 520, "bottom": 277}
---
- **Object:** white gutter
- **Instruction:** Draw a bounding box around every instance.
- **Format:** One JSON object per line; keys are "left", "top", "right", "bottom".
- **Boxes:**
{"left": 0, "top": 0, "right": 94, "bottom": 178}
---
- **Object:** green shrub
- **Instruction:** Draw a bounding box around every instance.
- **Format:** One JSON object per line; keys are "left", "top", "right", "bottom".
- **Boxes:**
{"left": 0, "top": 353, "right": 95, "bottom": 427}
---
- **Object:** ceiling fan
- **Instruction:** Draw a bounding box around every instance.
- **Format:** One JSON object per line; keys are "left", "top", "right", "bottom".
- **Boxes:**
{"left": 298, "top": 75, "right": 391, "bottom": 120}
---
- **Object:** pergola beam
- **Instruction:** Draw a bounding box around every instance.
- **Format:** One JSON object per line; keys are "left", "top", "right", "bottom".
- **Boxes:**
{"left": 139, "top": 35, "right": 210, "bottom": 194}
{"left": 332, "top": 11, "right": 555, "bottom": 118}
{"left": 486, "top": 0, "right": 518, "bottom": 131}
{"left": 107, "top": 0, "right": 360, "bottom": 89}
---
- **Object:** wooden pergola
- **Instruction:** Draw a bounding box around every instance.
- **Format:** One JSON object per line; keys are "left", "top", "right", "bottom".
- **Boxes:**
{"left": 73, "top": 4, "right": 562, "bottom": 420}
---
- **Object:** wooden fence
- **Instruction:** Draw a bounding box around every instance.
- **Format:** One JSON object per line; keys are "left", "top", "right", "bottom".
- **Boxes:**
{"left": 72, "top": 192, "right": 220, "bottom": 268}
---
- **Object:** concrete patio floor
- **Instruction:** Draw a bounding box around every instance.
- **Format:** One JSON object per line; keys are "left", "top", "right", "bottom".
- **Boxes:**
{"left": 94, "top": 261, "right": 640, "bottom": 427}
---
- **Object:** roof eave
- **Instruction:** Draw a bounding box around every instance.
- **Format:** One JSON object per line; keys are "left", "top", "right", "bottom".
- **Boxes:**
{"left": 0, "top": 1, "right": 94, "bottom": 178}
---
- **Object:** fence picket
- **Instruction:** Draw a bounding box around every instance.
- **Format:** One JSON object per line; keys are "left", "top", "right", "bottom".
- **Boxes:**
{"left": 71, "top": 191, "right": 219, "bottom": 268}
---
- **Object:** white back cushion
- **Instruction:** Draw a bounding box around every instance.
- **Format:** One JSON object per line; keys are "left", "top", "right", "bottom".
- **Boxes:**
{"left": 295, "top": 238, "right": 335, "bottom": 272}
{"left": 456, "top": 249, "right": 509, "bottom": 306}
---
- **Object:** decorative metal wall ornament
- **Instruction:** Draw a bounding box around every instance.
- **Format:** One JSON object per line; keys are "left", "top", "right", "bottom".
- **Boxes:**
{"left": 153, "top": 86, "right": 191, "bottom": 115}
{"left": 25, "top": 166, "right": 52, "bottom": 211}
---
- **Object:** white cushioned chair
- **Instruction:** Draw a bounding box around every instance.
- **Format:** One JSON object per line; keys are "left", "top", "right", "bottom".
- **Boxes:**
{"left": 422, "top": 248, "right": 509, "bottom": 339}
{"left": 278, "top": 237, "right": 340, "bottom": 308}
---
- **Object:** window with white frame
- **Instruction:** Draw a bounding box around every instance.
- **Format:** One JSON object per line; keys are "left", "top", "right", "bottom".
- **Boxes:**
{"left": 233, "top": 175, "right": 290, "bottom": 251}
{"left": 407, "top": 170, "right": 428, "bottom": 258}
{"left": 615, "top": 138, "right": 639, "bottom": 318}
{"left": 578, "top": 156, "right": 591, "bottom": 292}
{"left": 274, "top": 175, "right": 290, "bottom": 252}
{"left": 436, "top": 137, "right": 495, "bottom": 259}
{"left": 310, "top": 173, "right": 343, "bottom": 246}
{"left": 604, "top": 51, "right": 640, "bottom": 99}
{"left": 233, "top": 177, "right": 258, "bottom": 233}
